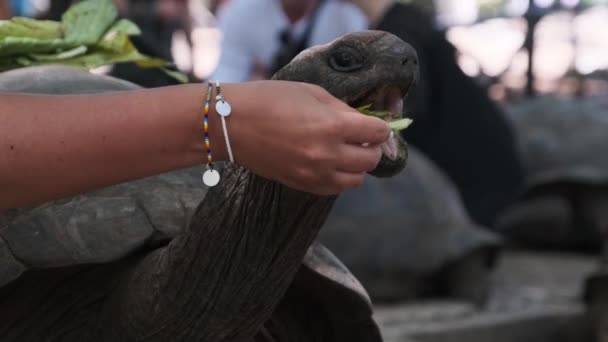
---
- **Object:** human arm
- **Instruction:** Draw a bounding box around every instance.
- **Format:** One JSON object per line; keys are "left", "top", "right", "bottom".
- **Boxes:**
{"left": 0, "top": 81, "right": 390, "bottom": 208}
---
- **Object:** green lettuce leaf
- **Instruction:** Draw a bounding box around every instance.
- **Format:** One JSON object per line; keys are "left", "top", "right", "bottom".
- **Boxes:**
{"left": 14, "top": 47, "right": 160, "bottom": 70}
{"left": 28, "top": 45, "right": 88, "bottom": 61}
{"left": 62, "top": 0, "right": 117, "bottom": 45}
{"left": 0, "top": 17, "right": 63, "bottom": 39}
{"left": 0, "top": 0, "right": 187, "bottom": 82}
{"left": 389, "top": 118, "right": 413, "bottom": 131}
{"left": 0, "top": 57, "right": 20, "bottom": 71}
{"left": 356, "top": 104, "right": 392, "bottom": 119}
{"left": 159, "top": 67, "right": 189, "bottom": 83}
{"left": 105, "top": 19, "right": 141, "bottom": 36}
{"left": 357, "top": 104, "right": 414, "bottom": 132}
{"left": 0, "top": 36, "right": 73, "bottom": 57}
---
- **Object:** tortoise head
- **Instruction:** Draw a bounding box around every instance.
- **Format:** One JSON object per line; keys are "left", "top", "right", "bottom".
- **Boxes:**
{"left": 272, "top": 30, "right": 419, "bottom": 177}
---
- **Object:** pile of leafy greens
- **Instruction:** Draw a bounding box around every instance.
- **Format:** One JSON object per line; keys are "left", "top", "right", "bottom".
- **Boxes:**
{"left": 0, "top": 0, "right": 186, "bottom": 82}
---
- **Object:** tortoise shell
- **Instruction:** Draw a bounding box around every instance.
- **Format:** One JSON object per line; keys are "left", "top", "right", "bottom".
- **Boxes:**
{"left": 319, "top": 146, "right": 502, "bottom": 301}
{"left": 506, "top": 95, "right": 608, "bottom": 188}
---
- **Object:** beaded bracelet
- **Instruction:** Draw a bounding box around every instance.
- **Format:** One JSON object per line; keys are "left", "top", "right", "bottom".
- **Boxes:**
{"left": 202, "top": 81, "right": 220, "bottom": 187}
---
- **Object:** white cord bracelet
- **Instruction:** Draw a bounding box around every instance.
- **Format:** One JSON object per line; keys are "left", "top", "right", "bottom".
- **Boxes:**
{"left": 214, "top": 81, "right": 235, "bottom": 163}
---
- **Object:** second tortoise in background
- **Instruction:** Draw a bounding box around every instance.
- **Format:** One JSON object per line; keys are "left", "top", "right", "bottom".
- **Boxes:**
{"left": 320, "top": 146, "right": 501, "bottom": 306}
{"left": 497, "top": 95, "right": 608, "bottom": 252}
{"left": 494, "top": 94, "right": 608, "bottom": 342}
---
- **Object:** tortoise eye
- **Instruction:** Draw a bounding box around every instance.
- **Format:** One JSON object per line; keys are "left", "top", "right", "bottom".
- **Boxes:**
{"left": 329, "top": 47, "right": 363, "bottom": 72}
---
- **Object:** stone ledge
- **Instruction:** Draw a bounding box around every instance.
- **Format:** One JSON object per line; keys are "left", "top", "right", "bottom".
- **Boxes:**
{"left": 374, "top": 250, "right": 597, "bottom": 342}
{"left": 377, "top": 302, "right": 586, "bottom": 342}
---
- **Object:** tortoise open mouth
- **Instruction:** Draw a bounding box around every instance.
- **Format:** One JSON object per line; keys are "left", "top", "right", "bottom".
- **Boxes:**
{"left": 348, "top": 84, "right": 412, "bottom": 178}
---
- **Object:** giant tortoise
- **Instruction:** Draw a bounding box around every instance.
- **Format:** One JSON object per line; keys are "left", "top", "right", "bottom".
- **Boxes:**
{"left": 320, "top": 146, "right": 501, "bottom": 305}
{"left": 0, "top": 30, "right": 417, "bottom": 341}
{"left": 497, "top": 95, "right": 608, "bottom": 251}
{"left": 494, "top": 95, "right": 608, "bottom": 342}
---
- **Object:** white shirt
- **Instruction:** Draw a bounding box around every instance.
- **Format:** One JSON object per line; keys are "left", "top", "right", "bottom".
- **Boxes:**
{"left": 211, "top": 0, "right": 368, "bottom": 82}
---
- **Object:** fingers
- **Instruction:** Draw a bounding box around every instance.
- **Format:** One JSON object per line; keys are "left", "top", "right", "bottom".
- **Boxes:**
{"left": 234, "top": 81, "right": 389, "bottom": 196}
{"left": 335, "top": 144, "right": 382, "bottom": 173}
{"left": 301, "top": 83, "right": 391, "bottom": 146}
{"left": 332, "top": 172, "right": 366, "bottom": 192}
{"left": 290, "top": 145, "right": 380, "bottom": 195}
{"left": 340, "top": 111, "right": 391, "bottom": 145}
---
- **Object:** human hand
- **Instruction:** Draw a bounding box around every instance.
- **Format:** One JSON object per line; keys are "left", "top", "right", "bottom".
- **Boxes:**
{"left": 212, "top": 81, "right": 391, "bottom": 195}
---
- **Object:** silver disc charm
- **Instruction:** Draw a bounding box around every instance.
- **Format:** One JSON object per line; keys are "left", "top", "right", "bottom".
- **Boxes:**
{"left": 215, "top": 99, "right": 232, "bottom": 117}
{"left": 202, "top": 169, "right": 221, "bottom": 187}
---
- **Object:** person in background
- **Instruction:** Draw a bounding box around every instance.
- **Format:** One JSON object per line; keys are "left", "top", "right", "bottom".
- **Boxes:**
{"left": 0, "top": 1, "right": 11, "bottom": 19}
{"left": 351, "top": 0, "right": 525, "bottom": 227}
{"left": 211, "top": 0, "right": 368, "bottom": 82}
{"left": 7, "top": 0, "right": 47, "bottom": 18}
{"left": 45, "top": 1, "right": 128, "bottom": 20}
{"left": 110, "top": 0, "right": 191, "bottom": 87}
{"left": 44, "top": 0, "right": 74, "bottom": 20}
{"left": 209, "top": 0, "right": 229, "bottom": 13}
{"left": 7, "top": 0, "right": 32, "bottom": 17}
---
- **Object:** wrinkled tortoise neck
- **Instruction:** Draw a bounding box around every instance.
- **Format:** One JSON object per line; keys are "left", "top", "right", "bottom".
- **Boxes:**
{"left": 111, "top": 164, "right": 337, "bottom": 340}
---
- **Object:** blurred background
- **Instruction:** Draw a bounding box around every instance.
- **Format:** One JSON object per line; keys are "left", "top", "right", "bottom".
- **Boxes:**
{"left": 3, "top": 0, "right": 608, "bottom": 341}
{"left": 4, "top": 0, "right": 608, "bottom": 99}
{"left": 4, "top": 0, "right": 608, "bottom": 100}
